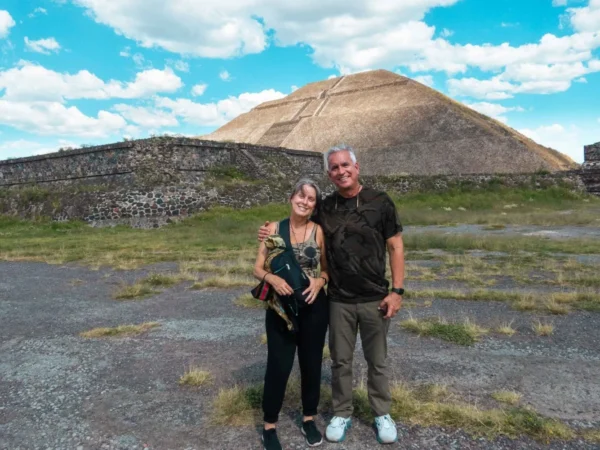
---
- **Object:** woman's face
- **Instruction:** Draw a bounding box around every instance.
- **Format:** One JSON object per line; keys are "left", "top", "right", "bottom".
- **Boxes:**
{"left": 290, "top": 185, "right": 317, "bottom": 220}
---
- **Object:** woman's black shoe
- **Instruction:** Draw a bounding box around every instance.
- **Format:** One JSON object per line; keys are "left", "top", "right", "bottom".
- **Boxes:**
{"left": 262, "top": 428, "right": 282, "bottom": 450}
{"left": 301, "top": 420, "right": 323, "bottom": 447}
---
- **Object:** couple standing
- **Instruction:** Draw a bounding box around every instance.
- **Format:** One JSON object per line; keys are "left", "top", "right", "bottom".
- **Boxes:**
{"left": 253, "top": 145, "right": 405, "bottom": 449}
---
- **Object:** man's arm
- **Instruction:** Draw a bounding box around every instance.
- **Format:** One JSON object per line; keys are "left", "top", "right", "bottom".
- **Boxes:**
{"left": 378, "top": 233, "right": 404, "bottom": 319}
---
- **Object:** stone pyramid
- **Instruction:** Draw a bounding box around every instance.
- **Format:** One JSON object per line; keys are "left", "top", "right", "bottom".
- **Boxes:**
{"left": 203, "top": 69, "right": 576, "bottom": 175}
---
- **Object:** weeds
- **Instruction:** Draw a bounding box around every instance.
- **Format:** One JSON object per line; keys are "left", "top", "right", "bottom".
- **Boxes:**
{"left": 532, "top": 320, "right": 554, "bottom": 336}
{"left": 496, "top": 321, "right": 517, "bottom": 336}
{"left": 113, "top": 281, "right": 157, "bottom": 300}
{"left": 233, "top": 293, "right": 264, "bottom": 309}
{"left": 179, "top": 366, "right": 213, "bottom": 386}
{"left": 191, "top": 273, "right": 255, "bottom": 289}
{"left": 400, "top": 316, "right": 488, "bottom": 346}
{"left": 80, "top": 322, "right": 160, "bottom": 338}
{"left": 492, "top": 391, "right": 522, "bottom": 405}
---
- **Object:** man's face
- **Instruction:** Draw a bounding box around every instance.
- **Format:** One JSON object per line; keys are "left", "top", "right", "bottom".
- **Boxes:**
{"left": 327, "top": 150, "right": 360, "bottom": 191}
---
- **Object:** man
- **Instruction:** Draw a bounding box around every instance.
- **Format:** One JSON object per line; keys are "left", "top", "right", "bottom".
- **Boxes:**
{"left": 259, "top": 144, "right": 404, "bottom": 445}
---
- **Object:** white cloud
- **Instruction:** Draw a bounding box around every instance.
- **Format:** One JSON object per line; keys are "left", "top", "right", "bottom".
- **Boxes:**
{"left": 290, "top": 85, "right": 299, "bottom": 92}
{"left": 552, "top": 0, "right": 568, "bottom": 6}
{"left": 0, "top": 62, "right": 183, "bottom": 101}
{"left": 132, "top": 53, "right": 146, "bottom": 68}
{"left": 191, "top": 83, "right": 207, "bottom": 96}
{"left": 464, "top": 101, "right": 524, "bottom": 123}
{"left": 0, "top": 100, "right": 127, "bottom": 137}
{"left": 567, "top": 0, "right": 600, "bottom": 32}
{"left": 24, "top": 37, "right": 61, "bottom": 54}
{"left": 28, "top": 7, "right": 48, "bottom": 18}
{"left": 501, "top": 22, "right": 519, "bottom": 27}
{"left": 170, "top": 59, "right": 189, "bottom": 72}
{"left": 449, "top": 59, "right": 600, "bottom": 99}
{"left": 413, "top": 74, "right": 434, "bottom": 87}
{"left": 0, "top": 139, "right": 80, "bottom": 160}
{"left": 0, "top": 10, "right": 16, "bottom": 38}
{"left": 72, "top": 0, "right": 268, "bottom": 58}
{"left": 219, "top": 70, "right": 231, "bottom": 81}
{"left": 440, "top": 28, "right": 453, "bottom": 38}
{"left": 112, "top": 104, "right": 178, "bottom": 128}
{"left": 156, "top": 89, "right": 285, "bottom": 127}
{"left": 574, "top": 76, "right": 587, "bottom": 82}
{"left": 120, "top": 46, "right": 131, "bottom": 57}
{"left": 67, "top": 0, "right": 600, "bottom": 95}
{"left": 518, "top": 123, "right": 587, "bottom": 163}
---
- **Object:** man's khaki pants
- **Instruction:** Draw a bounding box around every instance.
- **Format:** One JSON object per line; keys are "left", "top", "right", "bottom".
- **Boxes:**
{"left": 329, "top": 300, "right": 391, "bottom": 418}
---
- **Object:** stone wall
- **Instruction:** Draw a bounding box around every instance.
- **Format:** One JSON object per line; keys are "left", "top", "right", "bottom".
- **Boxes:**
{"left": 0, "top": 137, "right": 323, "bottom": 187}
{"left": 0, "top": 137, "right": 326, "bottom": 227}
{"left": 582, "top": 141, "right": 600, "bottom": 195}
{"left": 362, "top": 170, "right": 587, "bottom": 195}
{"left": 0, "top": 137, "right": 598, "bottom": 227}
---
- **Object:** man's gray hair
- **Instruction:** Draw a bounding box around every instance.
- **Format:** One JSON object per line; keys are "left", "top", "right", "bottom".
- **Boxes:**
{"left": 290, "top": 177, "right": 322, "bottom": 209}
{"left": 324, "top": 144, "right": 357, "bottom": 171}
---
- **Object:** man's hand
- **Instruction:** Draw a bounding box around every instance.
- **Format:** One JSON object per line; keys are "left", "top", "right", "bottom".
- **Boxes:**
{"left": 378, "top": 292, "right": 402, "bottom": 319}
{"left": 302, "top": 277, "right": 325, "bottom": 304}
{"left": 258, "top": 221, "right": 271, "bottom": 242}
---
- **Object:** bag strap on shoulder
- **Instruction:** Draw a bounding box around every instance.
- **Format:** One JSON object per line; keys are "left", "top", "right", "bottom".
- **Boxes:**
{"left": 279, "top": 218, "right": 292, "bottom": 250}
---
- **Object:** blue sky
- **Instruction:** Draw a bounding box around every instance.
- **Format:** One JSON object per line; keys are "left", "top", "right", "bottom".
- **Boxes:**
{"left": 0, "top": 0, "right": 598, "bottom": 162}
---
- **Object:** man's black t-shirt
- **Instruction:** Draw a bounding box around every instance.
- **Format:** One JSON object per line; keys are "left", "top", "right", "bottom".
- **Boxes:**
{"left": 313, "top": 186, "right": 403, "bottom": 304}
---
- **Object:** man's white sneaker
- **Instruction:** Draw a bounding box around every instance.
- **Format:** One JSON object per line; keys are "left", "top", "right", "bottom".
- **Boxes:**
{"left": 325, "top": 416, "right": 352, "bottom": 442}
{"left": 374, "top": 414, "right": 397, "bottom": 444}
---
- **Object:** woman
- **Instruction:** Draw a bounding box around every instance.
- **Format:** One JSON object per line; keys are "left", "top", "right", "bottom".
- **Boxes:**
{"left": 253, "top": 178, "right": 329, "bottom": 450}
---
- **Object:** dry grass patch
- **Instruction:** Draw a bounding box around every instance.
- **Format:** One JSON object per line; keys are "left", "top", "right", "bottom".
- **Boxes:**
{"left": 211, "top": 385, "right": 262, "bottom": 426}
{"left": 582, "top": 429, "right": 600, "bottom": 442}
{"left": 406, "top": 288, "right": 600, "bottom": 313}
{"left": 143, "top": 272, "right": 180, "bottom": 287}
{"left": 544, "top": 300, "right": 570, "bottom": 315}
{"left": 68, "top": 278, "right": 85, "bottom": 286}
{"left": 113, "top": 281, "right": 158, "bottom": 300}
{"left": 388, "top": 383, "right": 573, "bottom": 442}
{"left": 233, "top": 293, "right": 265, "bottom": 309}
{"left": 496, "top": 321, "right": 517, "bottom": 336}
{"left": 532, "top": 320, "right": 554, "bottom": 336}
{"left": 492, "top": 390, "right": 522, "bottom": 405}
{"left": 260, "top": 333, "right": 267, "bottom": 345}
{"left": 191, "top": 272, "right": 255, "bottom": 289}
{"left": 179, "top": 366, "right": 213, "bottom": 386}
{"left": 80, "top": 322, "right": 160, "bottom": 338}
{"left": 322, "top": 345, "right": 331, "bottom": 360}
{"left": 403, "top": 300, "right": 433, "bottom": 309}
{"left": 400, "top": 316, "right": 488, "bottom": 346}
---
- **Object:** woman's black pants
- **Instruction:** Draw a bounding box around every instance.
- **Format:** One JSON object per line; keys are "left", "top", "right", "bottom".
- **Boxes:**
{"left": 262, "top": 290, "right": 329, "bottom": 424}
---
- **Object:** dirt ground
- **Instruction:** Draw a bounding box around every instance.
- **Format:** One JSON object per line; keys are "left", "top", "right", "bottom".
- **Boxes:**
{"left": 1, "top": 227, "right": 600, "bottom": 449}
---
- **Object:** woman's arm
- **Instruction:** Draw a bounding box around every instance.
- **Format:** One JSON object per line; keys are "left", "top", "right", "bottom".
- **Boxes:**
{"left": 253, "top": 222, "right": 293, "bottom": 297}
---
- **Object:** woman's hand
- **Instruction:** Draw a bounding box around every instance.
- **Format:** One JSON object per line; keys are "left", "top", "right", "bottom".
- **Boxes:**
{"left": 302, "top": 277, "right": 325, "bottom": 304}
{"left": 266, "top": 274, "right": 294, "bottom": 297}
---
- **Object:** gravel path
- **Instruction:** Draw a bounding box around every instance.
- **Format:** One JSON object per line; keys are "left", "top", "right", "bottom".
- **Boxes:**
{"left": 1, "top": 260, "right": 599, "bottom": 450}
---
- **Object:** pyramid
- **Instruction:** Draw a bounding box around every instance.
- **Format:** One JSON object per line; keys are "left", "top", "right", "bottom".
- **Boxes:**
{"left": 203, "top": 70, "right": 576, "bottom": 175}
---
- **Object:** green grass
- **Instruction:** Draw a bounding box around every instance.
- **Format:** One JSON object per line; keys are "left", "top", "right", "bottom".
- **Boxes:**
{"left": 405, "top": 288, "right": 600, "bottom": 313}
{"left": 400, "top": 316, "right": 488, "bottom": 346}
{"left": 1, "top": 186, "right": 599, "bottom": 269}
{"left": 394, "top": 186, "right": 600, "bottom": 226}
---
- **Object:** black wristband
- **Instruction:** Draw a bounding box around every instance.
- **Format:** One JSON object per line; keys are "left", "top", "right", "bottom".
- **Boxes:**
{"left": 391, "top": 287, "right": 404, "bottom": 295}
